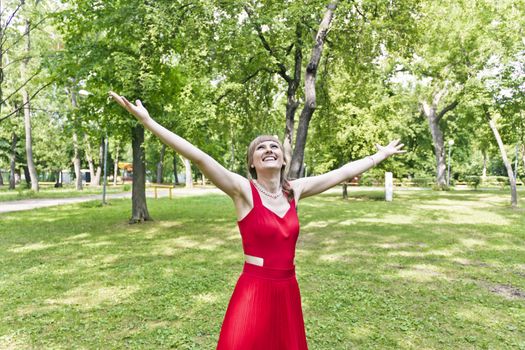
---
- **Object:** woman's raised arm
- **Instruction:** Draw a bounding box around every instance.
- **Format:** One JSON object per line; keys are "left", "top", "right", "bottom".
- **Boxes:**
{"left": 291, "top": 140, "right": 405, "bottom": 200}
{"left": 109, "top": 92, "right": 248, "bottom": 199}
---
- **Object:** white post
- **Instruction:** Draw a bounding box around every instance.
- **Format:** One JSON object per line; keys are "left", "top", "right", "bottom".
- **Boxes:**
{"left": 183, "top": 157, "right": 193, "bottom": 188}
{"left": 385, "top": 172, "right": 393, "bottom": 202}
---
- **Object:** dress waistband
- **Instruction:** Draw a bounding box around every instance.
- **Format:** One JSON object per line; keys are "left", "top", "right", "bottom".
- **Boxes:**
{"left": 242, "top": 262, "right": 296, "bottom": 280}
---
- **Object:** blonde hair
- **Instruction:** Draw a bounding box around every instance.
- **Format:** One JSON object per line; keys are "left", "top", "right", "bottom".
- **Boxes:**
{"left": 247, "top": 135, "right": 293, "bottom": 200}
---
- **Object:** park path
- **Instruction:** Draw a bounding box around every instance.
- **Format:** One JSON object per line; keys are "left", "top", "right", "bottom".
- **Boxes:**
{"left": 0, "top": 187, "right": 223, "bottom": 214}
{"left": 0, "top": 186, "right": 397, "bottom": 214}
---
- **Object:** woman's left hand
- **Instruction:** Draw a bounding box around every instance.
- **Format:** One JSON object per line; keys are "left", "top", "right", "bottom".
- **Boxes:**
{"left": 376, "top": 139, "right": 406, "bottom": 158}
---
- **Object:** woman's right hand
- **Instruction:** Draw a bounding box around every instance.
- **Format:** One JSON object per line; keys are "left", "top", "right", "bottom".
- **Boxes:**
{"left": 109, "top": 91, "right": 152, "bottom": 124}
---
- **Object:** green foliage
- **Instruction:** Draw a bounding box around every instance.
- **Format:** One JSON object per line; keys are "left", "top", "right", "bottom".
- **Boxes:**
{"left": 2, "top": 0, "right": 523, "bottom": 193}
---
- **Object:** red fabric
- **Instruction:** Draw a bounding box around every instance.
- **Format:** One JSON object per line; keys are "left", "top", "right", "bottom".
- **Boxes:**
{"left": 217, "top": 181, "right": 308, "bottom": 350}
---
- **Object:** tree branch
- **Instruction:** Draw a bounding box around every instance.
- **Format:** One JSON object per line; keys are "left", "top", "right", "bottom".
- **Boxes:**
{"left": 2, "top": 1, "right": 24, "bottom": 32}
{"left": 482, "top": 104, "right": 492, "bottom": 123}
{"left": 2, "top": 16, "right": 47, "bottom": 54}
{"left": 436, "top": 100, "right": 459, "bottom": 122}
{"left": 420, "top": 101, "right": 431, "bottom": 118}
{"left": 214, "top": 68, "right": 272, "bottom": 104}
{"left": 289, "top": 1, "right": 338, "bottom": 178}
{"left": 3, "top": 54, "right": 35, "bottom": 69}
{"left": 0, "top": 70, "right": 40, "bottom": 105}
{"left": 244, "top": 5, "right": 292, "bottom": 83}
{"left": 432, "top": 87, "right": 447, "bottom": 107}
{"left": 292, "top": 22, "right": 303, "bottom": 89}
{"left": 285, "top": 42, "right": 294, "bottom": 56}
{"left": 351, "top": 0, "right": 367, "bottom": 21}
{"left": 0, "top": 81, "right": 52, "bottom": 123}
{"left": 303, "top": 1, "right": 337, "bottom": 109}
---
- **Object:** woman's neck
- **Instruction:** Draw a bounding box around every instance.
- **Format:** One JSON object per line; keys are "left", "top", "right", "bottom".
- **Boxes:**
{"left": 254, "top": 173, "right": 281, "bottom": 193}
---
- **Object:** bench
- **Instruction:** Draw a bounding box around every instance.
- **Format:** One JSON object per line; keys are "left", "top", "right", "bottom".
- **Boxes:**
{"left": 39, "top": 181, "right": 56, "bottom": 186}
{"left": 150, "top": 184, "right": 175, "bottom": 199}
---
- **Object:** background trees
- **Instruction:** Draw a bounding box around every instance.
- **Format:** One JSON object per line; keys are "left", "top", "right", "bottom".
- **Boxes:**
{"left": 0, "top": 0, "right": 523, "bottom": 210}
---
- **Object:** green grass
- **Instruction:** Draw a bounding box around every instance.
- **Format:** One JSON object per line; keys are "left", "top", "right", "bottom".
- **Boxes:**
{"left": 0, "top": 185, "right": 128, "bottom": 202}
{"left": 0, "top": 189, "right": 524, "bottom": 349}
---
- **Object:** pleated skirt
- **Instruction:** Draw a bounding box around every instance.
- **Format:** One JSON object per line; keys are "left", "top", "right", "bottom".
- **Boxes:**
{"left": 217, "top": 263, "right": 308, "bottom": 350}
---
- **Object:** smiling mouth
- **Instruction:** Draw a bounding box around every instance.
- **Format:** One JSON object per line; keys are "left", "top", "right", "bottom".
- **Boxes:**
{"left": 262, "top": 155, "right": 277, "bottom": 161}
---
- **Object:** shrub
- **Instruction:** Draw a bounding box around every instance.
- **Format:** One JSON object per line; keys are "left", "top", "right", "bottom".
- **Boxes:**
{"left": 412, "top": 177, "right": 433, "bottom": 187}
{"left": 465, "top": 176, "right": 481, "bottom": 189}
{"left": 360, "top": 174, "right": 381, "bottom": 186}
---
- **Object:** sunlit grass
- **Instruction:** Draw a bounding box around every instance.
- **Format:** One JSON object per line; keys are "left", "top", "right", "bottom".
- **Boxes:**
{"left": 0, "top": 189, "right": 524, "bottom": 349}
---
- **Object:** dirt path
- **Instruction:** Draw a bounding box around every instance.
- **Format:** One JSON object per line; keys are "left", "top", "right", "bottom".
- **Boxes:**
{"left": 0, "top": 187, "right": 224, "bottom": 214}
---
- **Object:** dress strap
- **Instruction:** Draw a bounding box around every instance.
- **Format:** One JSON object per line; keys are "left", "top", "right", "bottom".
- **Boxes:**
{"left": 249, "top": 180, "right": 263, "bottom": 208}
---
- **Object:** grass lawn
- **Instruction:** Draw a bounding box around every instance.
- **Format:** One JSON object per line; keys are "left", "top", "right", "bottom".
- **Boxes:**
{"left": 0, "top": 185, "right": 128, "bottom": 202}
{"left": 0, "top": 189, "right": 523, "bottom": 349}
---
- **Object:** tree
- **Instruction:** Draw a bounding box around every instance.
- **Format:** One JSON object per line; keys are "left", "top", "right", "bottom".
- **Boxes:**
{"left": 475, "top": 47, "right": 525, "bottom": 207}
{"left": 1, "top": 0, "right": 56, "bottom": 190}
{"left": 55, "top": 1, "right": 204, "bottom": 222}
{"left": 385, "top": 0, "right": 524, "bottom": 188}
{"left": 485, "top": 108, "right": 518, "bottom": 207}
{"left": 210, "top": 1, "right": 420, "bottom": 180}
{"left": 20, "top": 9, "right": 39, "bottom": 191}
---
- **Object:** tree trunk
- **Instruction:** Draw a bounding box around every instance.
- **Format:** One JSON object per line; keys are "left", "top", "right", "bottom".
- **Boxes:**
{"left": 22, "top": 90, "right": 38, "bottom": 191}
{"left": 289, "top": 2, "right": 338, "bottom": 179}
{"left": 9, "top": 132, "right": 17, "bottom": 190}
{"left": 342, "top": 183, "right": 348, "bottom": 200}
{"left": 482, "top": 151, "right": 487, "bottom": 179}
{"left": 521, "top": 144, "right": 525, "bottom": 177}
{"left": 488, "top": 117, "right": 518, "bottom": 208}
{"left": 72, "top": 132, "right": 83, "bottom": 190}
{"left": 183, "top": 156, "right": 193, "bottom": 188}
{"left": 173, "top": 153, "right": 179, "bottom": 185}
{"left": 229, "top": 130, "right": 236, "bottom": 171}
{"left": 427, "top": 111, "right": 447, "bottom": 187}
{"left": 283, "top": 24, "right": 303, "bottom": 174}
{"left": 245, "top": 7, "right": 303, "bottom": 171}
{"left": 22, "top": 165, "right": 31, "bottom": 188}
{"left": 421, "top": 89, "right": 458, "bottom": 189}
{"left": 156, "top": 143, "right": 166, "bottom": 183}
{"left": 91, "top": 137, "right": 103, "bottom": 186}
{"left": 0, "top": 171, "right": 3, "bottom": 186}
{"left": 130, "top": 124, "right": 151, "bottom": 223}
{"left": 113, "top": 144, "right": 119, "bottom": 186}
{"left": 0, "top": 1, "right": 4, "bottom": 118}
{"left": 20, "top": 20, "right": 38, "bottom": 192}
{"left": 68, "top": 88, "right": 83, "bottom": 190}
{"left": 55, "top": 170, "right": 62, "bottom": 187}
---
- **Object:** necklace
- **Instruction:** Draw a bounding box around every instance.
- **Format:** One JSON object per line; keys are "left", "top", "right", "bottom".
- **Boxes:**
{"left": 253, "top": 180, "right": 283, "bottom": 199}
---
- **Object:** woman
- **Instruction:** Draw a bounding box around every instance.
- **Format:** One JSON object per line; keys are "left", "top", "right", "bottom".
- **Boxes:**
{"left": 109, "top": 92, "right": 405, "bottom": 349}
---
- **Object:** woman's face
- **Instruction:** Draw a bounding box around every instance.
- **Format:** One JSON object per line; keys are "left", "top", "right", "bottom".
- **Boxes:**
{"left": 251, "top": 140, "right": 285, "bottom": 173}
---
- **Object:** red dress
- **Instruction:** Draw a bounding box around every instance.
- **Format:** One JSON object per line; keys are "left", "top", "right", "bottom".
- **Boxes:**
{"left": 216, "top": 181, "right": 308, "bottom": 350}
